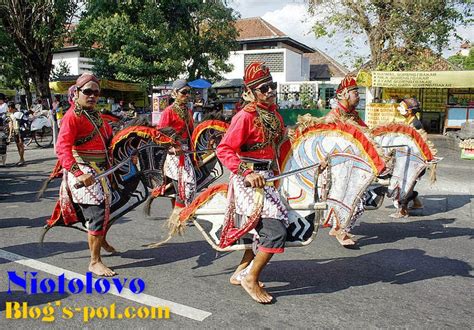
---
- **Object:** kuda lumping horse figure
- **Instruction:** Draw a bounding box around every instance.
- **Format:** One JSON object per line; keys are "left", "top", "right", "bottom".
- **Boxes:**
{"left": 369, "top": 123, "right": 440, "bottom": 217}
{"left": 41, "top": 119, "right": 228, "bottom": 242}
{"left": 177, "top": 116, "right": 386, "bottom": 249}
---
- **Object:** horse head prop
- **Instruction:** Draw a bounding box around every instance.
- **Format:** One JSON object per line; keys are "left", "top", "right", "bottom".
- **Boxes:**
{"left": 370, "top": 123, "right": 440, "bottom": 210}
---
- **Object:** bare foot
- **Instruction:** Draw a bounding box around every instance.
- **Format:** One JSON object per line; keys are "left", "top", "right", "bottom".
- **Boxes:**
{"left": 230, "top": 273, "right": 265, "bottom": 288}
{"left": 89, "top": 261, "right": 116, "bottom": 277}
{"left": 329, "top": 228, "right": 355, "bottom": 239}
{"left": 101, "top": 240, "right": 117, "bottom": 253}
{"left": 335, "top": 231, "right": 356, "bottom": 247}
{"left": 241, "top": 276, "right": 273, "bottom": 304}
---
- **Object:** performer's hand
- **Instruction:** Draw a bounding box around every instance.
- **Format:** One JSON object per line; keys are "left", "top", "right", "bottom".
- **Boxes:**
{"left": 244, "top": 172, "right": 265, "bottom": 188}
{"left": 77, "top": 173, "right": 95, "bottom": 187}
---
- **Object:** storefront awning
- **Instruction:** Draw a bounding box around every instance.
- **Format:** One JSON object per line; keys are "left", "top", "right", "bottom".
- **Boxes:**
{"left": 50, "top": 79, "right": 143, "bottom": 94}
{"left": 371, "top": 71, "right": 474, "bottom": 88}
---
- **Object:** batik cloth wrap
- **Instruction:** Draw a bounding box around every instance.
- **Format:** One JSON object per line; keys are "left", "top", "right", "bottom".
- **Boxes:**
{"left": 219, "top": 169, "right": 288, "bottom": 248}
{"left": 164, "top": 144, "right": 196, "bottom": 206}
{"left": 58, "top": 150, "right": 111, "bottom": 235}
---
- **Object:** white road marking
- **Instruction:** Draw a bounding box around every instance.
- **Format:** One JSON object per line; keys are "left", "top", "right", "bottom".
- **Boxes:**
{"left": 0, "top": 249, "right": 212, "bottom": 322}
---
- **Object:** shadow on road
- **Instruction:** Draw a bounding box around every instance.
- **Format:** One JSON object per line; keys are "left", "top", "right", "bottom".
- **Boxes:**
{"left": 0, "top": 216, "right": 48, "bottom": 229}
{"left": 112, "top": 240, "right": 221, "bottom": 270}
{"left": 266, "top": 248, "right": 473, "bottom": 298}
{"left": 354, "top": 218, "right": 474, "bottom": 246}
{"left": 0, "top": 291, "right": 70, "bottom": 312}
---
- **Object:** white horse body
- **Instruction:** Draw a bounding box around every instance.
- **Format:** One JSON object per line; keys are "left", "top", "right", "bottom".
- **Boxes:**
{"left": 185, "top": 120, "right": 384, "bottom": 251}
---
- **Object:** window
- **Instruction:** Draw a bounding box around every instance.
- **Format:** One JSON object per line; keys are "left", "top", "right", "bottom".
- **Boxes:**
{"left": 244, "top": 53, "right": 284, "bottom": 72}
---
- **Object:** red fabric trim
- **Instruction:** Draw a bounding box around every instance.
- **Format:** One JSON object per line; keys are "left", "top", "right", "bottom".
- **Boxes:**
{"left": 280, "top": 121, "right": 386, "bottom": 175}
{"left": 110, "top": 125, "right": 174, "bottom": 151}
{"left": 179, "top": 183, "right": 228, "bottom": 222}
{"left": 258, "top": 246, "right": 284, "bottom": 254}
{"left": 174, "top": 201, "right": 185, "bottom": 208}
{"left": 88, "top": 229, "right": 106, "bottom": 236}
{"left": 371, "top": 123, "right": 434, "bottom": 161}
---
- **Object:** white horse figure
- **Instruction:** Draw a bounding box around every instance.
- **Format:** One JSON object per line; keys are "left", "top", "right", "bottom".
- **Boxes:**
{"left": 370, "top": 123, "right": 440, "bottom": 216}
{"left": 178, "top": 116, "right": 386, "bottom": 249}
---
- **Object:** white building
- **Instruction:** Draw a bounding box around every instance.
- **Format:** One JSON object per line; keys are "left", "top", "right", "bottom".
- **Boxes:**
{"left": 52, "top": 45, "right": 93, "bottom": 76}
{"left": 224, "top": 17, "right": 314, "bottom": 84}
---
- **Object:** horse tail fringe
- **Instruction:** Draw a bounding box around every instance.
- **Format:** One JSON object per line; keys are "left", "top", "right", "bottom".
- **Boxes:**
{"left": 142, "top": 195, "right": 154, "bottom": 217}
{"left": 429, "top": 163, "right": 437, "bottom": 183}
{"left": 39, "top": 226, "right": 51, "bottom": 245}
{"left": 36, "top": 178, "right": 52, "bottom": 200}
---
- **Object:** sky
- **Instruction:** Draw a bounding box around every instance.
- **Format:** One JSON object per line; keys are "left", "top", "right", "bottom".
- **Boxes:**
{"left": 228, "top": 0, "right": 474, "bottom": 69}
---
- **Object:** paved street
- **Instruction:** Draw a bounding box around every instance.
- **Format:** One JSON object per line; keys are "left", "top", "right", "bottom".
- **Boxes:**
{"left": 0, "top": 136, "right": 473, "bottom": 328}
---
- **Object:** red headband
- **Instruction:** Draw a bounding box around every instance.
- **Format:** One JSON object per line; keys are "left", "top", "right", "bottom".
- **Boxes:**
{"left": 244, "top": 62, "right": 272, "bottom": 89}
{"left": 76, "top": 73, "right": 100, "bottom": 89}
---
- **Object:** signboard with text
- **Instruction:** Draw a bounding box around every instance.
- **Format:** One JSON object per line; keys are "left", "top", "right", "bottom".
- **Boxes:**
{"left": 372, "top": 71, "right": 474, "bottom": 89}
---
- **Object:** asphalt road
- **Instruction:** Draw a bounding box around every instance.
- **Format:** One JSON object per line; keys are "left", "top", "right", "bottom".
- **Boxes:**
{"left": 0, "top": 135, "right": 472, "bottom": 328}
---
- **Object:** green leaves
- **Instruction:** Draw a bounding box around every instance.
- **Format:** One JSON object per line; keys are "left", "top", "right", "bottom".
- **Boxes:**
{"left": 76, "top": 0, "right": 238, "bottom": 85}
{"left": 307, "top": 0, "right": 473, "bottom": 70}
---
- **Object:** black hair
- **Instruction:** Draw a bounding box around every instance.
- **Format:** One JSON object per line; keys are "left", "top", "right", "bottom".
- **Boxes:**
{"left": 7, "top": 101, "right": 15, "bottom": 108}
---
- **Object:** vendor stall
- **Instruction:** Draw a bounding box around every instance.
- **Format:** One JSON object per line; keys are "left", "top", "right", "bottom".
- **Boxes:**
{"left": 50, "top": 76, "right": 147, "bottom": 112}
{"left": 362, "top": 70, "right": 474, "bottom": 132}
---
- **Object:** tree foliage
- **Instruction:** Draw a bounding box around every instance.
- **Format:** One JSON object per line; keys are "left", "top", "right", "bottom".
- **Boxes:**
{"left": 448, "top": 47, "right": 474, "bottom": 69}
{"left": 75, "top": 0, "right": 238, "bottom": 88}
{"left": 0, "top": 0, "right": 78, "bottom": 98}
{"left": 308, "top": 0, "right": 473, "bottom": 70}
{"left": 50, "top": 60, "right": 71, "bottom": 80}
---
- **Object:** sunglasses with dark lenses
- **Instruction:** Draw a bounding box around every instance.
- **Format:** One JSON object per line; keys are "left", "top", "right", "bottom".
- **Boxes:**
{"left": 256, "top": 82, "right": 277, "bottom": 94}
{"left": 79, "top": 88, "right": 100, "bottom": 97}
{"left": 179, "top": 89, "right": 191, "bottom": 95}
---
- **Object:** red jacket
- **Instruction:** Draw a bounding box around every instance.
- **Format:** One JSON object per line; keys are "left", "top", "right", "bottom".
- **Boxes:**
{"left": 156, "top": 103, "right": 194, "bottom": 141}
{"left": 217, "top": 102, "right": 285, "bottom": 175}
{"left": 56, "top": 105, "right": 112, "bottom": 177}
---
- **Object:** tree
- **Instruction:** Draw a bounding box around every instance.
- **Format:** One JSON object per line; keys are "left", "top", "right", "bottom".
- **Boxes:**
{"left": 0, "top": 0, "right": 78, "bottom": 99}
{"left": 308, "top": 0, "right": 473, "bottom": 69}
{"left": 50, "top": 60, "right": 71, "bottom": 80}
{"left": 0, "top": 23, "right": 32, "bottom": 104}
{"left": 74, "top": 0, "right": 238, "bottom": 90}
{"left": 448, "top": 48, "right": 474, "bottom": 70}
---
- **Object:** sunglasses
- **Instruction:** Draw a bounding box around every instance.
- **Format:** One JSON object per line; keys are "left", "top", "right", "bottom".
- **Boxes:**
{"left": 79, "top": 88, "right": 100, "bottom": 97}
{"left": 179, "top": 89, "right": 191, "bottom": 95}
{"left": 255, "top": 82, "right": 277, "bottom": 94}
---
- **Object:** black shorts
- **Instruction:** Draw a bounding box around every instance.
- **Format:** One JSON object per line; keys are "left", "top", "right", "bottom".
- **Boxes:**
{"left": 255, "top": 218, "right": 287, "bottom": 254}
{"left": 79, "top": 202, "right": 107, "bottom": 236}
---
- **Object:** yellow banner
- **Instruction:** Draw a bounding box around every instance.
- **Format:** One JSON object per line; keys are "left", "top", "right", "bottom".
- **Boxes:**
{"left": 372, "top": 71, "right": 474, "bottom": 88}
{"left": 366, "top": 103, "right": 404, "bottom": 128}
{"left": 49, "top": 79, "right": 143, "bottom": 93}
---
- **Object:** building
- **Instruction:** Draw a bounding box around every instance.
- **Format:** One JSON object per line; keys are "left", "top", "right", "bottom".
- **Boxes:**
{"left": 52, "top": 45, "right": 93, "bottom": 76}
{"left": 222, "top": 17, "right": 349, "bottom": 109}
{"left": 224, "top": 17, "right": 314, "bottom": 84}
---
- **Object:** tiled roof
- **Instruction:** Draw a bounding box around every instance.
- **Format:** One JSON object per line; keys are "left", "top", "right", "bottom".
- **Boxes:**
{"left": 304, "top": 50, "right": 349, "bottom": 79}
{"left": 235, "top": 17, "right": 286, "bottom": 40}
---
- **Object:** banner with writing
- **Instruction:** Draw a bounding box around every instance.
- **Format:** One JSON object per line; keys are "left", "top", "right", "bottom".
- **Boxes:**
{"left": 372, "top": 71, "right": 474, "bottom": 88}
{"left": 366, "top": 103, "right": 404, "bottom": 128}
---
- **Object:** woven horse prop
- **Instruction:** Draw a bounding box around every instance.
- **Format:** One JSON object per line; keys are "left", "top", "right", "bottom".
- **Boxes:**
{"left": 369, "top": 123, "right": 440, "bottom": 214}
{"left": 177, "top": 117, "right": 386, "bottom": 250}
{"left": 40, "top": 120, "right": 228, "bottom": 242}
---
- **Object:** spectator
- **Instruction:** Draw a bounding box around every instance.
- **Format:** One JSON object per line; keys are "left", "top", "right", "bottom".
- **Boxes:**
{"left": 193, "top": 92, "right": 204, "bottom": 122}
{"left": 7, "top": 101, "right": 27, "bottom": 166}
{"left": 292, "top": 93, "right": 302, "bottom": 109}
{"left": 278, "top": 93, "right": 290, "bottom": 109}
{"left": 0, "top": 94, "right": 7, "bottom": 117}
